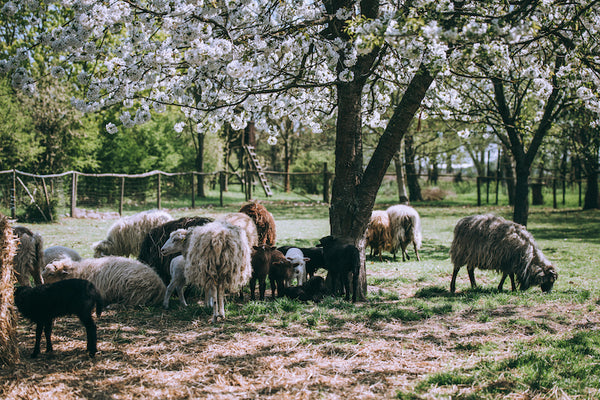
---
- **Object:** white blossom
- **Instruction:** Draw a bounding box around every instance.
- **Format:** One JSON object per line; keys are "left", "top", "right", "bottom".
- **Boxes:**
{"left": 106, "top": 122, "right": 118, "bottom": 134}
{"left": 174, "top": 121, "right": 186, "bottom": 133}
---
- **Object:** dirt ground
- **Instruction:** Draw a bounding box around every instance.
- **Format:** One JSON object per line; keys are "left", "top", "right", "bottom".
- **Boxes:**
{"left": 2, "top": 293, "right": 598, "bottom": 400}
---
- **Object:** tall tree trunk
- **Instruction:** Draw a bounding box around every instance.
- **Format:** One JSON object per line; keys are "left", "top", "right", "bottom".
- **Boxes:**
{"left": 584, "top": 169, "right": 599, "bottom": 210}
{"left": 513, "top": 160, "right": 531, "bottom": 226}
{"left": 502, "top": 151, "right": 515, "bottom": 206}
{"left": 393, "top": 150, "right": 409, "bottom": 204}
{"left": 284, "top": 133, "right": 291, "bottom": 192}
{"left": 404, "top": 132, "right": 422, "bottom": 202}
{"left": 195, "top": 132, "right": 206, "bottom": 198}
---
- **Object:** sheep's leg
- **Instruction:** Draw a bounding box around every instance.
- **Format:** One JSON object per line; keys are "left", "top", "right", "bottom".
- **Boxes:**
{"left": 450, "top": 266, "right": 461, "bottom": 293}
{"left": 259, "top": 278, "right": 267, "bottom": 301}
{"left": 32, "top": 322, "right": 44, "bottom": 358}
{"left": 44, "top": 320, "right": 54, "bottom": 354}
{"left": 509, "top": 273, "right": 516, "bottom": 291}
{"left": 163, "top": 280, "right": 177, "bottom": 309}
{"left": 343, "top": 272, "right": 351, "bottom": 302}
{"left": 219, "top": 287, "right": 226, "bottom": 318}
{"left": 79, "top": 314, "right": 98, "bottom": 358}
{"left": 270, "top": 277, "right": 277, "bottom": 299}
{"left": 176, "top": 284, "right": 188, "bottom": 307}
{"left": 467, "top": 266, "right": 477, "bottom": 289}
{"left": 498, "top": 273, "right": 508, "bottom": 291}
{"left": 413, "top": 242, "right": 421, "bottom": 261}
{"left": 400, "top": 244, "right": 408, "bottom": 262}
{"left": 212, "top": 285, "right": 220, "bottom": 323}
{"left": 249, "top": 277, "right": 257, "bottom": 300}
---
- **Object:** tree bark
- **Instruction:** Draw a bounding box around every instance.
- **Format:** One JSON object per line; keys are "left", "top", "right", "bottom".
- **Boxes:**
{"left": 393, "top": 150, "right": 409, "bottom": 204}
{"left": 584, "top": 168, "right": 599, "bottom": 210}
{"left": 404, "top": 132, "right": 422, "bottom": 202}
{"left": 195, "top": 132, "right": 206, "bottom": 198}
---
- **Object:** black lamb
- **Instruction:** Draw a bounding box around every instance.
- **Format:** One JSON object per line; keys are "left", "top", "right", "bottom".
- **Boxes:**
{"left": 14, "top": 278, "right": 103, "bottom": 358}
{"left": 318, "top": 235, "right": 360, "bottom": 302}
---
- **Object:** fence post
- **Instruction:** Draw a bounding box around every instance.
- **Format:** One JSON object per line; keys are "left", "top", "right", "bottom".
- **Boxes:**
{"left": 119, "top": 177, "right": 125, "bottom": 216}
{"left": 157, "top": 173, "right": 161, "bottom": 210}
{"left": 70, "top": 172, "right": 78, "bottom": 217}
{"left": 11, "top": 170, "right": 16, "bottom": 219}
{"left": 191, "top": 173, "right": 196, "bottom": 209}
{"left": 323, "top": 163, "right": 330, "bottom": 204}
{"left": 476, "top": 176, "right": 481, "bottom": 207}
{"left": 42, "top": 178, "right": 52, "bottom": 222}
{"left": 553, "top": 178, "right": 557, "bottom": 209}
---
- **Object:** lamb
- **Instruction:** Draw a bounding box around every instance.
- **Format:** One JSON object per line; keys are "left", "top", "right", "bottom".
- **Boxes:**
{"left": 285, "top": 247, "right": 310, "bottom": 286}
{"left": 43, "top": 245, "right": 82, "bottom": 266}
{"left": 138, "top": 216, "right": 214, "bottom": 284}
{"left": 162, "top": 255, "right": 187, "bottom": 309}
{"left": 239, "top": 202, "right": 277, "bottom": 246}
{"left": 318, "top": 235, "right": 360, "bottom": 302}
{"left": 269, "top": 249, "right": 294, "bottom": 298}
{"left": 217, "top": 212, "right": 259, "bottom": 248}
{"left": 13, "top": 226, "right": 44, "bottom": 287}
{"left": 284, "top": 276, "right": 328, "bottom": 303}
{"left": 14, "top": 278, "right": 103, "bottom": 358}
{"left": 93, "top": 210, "right": 174, "bottom": 258}
{"left": 449, "top": 214, "right": 558, "bottom": 293}
{"left": 249, "top": 245, "right": 275, "bottom": 301}
{"left": 277, "top": 246, "right": 325, "bottom": 278}
{"left": 171, "top": 221, "right": 252, "bottom": 322}
{"left": 365, "top": 210, "right": 392, "bottom": 261}
{"left": 386, "top": 204, "right": 422, "bottom": 262}
{"left": 42, "top": 256, "right": 166, "bottom": 307}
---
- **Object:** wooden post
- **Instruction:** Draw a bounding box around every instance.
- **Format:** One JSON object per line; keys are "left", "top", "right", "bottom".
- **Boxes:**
{"left": 70, "top": 172, "right": 78, "bottom": 217}
{"left": 119, "top": 177, "right": 125, "bottom": 216}
{"left": 10, "top": 170, "right": 16, "bottom": 219}
{"left": 42, "top": 178, "right": 52, "bottom": 222}
{"left": 191, "top": 173, "right": 196, "bottom": 209}
{"left": 495, "top": 149, "right": 501, "bottom": 205}
{"left": 157, "top": 173, "right": 162, "bottom": 210}
{"left": 323, "top": 162, "right": 330, "bottom": 204}
{"left": 477, "top": 176, "right": 481, "bottom": 207}
{"left": 219, "top": 171, "right": 225, "bottom": 207}
{"left": 486, "top": 150, "right": 490, "bottom": 204}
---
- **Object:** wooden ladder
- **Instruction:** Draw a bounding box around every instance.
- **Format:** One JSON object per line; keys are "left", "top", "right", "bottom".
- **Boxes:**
{"left": 243, "top": 145, "right": 273, "bottom": 197}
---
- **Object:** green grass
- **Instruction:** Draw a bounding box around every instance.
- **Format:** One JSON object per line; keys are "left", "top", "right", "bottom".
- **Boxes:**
{"left": 14, "top": 200, "right": 600, "bottom": 398}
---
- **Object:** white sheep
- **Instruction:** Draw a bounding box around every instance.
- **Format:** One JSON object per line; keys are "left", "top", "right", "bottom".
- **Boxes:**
{"left": 42, "top": 256, "right": 166, "bottom": 307}
{"left": 162, "top": 255, "right": 188, "bottom": 309}
{"left": 285, "top": 247, "right": 310, "bottom": 286}
{"left": 386, "top": 204, "right": 422, "bottom": 262}
{"left": 216, "top": 212, "right": 259, "bottom": 248}
{"left": 170, "top": 221, "right": 251, "bottom": 322}
{"left": 93, "top": 210, "right": 173, "bottom": 258}
{"left": 13, "top": 226, "right": 44, "bottom": 287}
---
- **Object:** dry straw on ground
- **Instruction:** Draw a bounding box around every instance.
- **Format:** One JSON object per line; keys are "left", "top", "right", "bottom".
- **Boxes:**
{"left": 0, "top": 213, "right": 18, "bottom": 366}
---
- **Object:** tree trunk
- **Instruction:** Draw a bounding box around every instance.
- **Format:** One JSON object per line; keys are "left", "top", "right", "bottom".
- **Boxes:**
{"left": 393, "top": 151, "right": 409, "bottom": 204}
{"left": 584, "top": 166, "right": 599, "bottom": 210}
{"left": 284, "top": 134, "right": 291, "bottom": 192}
{"left": 513, "top": 161, "right": 531, "bottom": 226}
{"left": 195, "top": 132, "right": 206, "bottom": 198}
{"left": 502, "top": 151, "right": 515, "bottom": 205}
{"left": 404, "top": 132, "right": 422, "bottom": 202}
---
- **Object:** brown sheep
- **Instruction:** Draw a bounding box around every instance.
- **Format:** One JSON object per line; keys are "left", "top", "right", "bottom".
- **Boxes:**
{"left": 239, "top": 202, "right": 276, "bottom": 246}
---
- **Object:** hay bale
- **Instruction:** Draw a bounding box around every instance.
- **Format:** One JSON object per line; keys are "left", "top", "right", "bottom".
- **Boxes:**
{"left": 0, "top": 214, "right": 19, "bottom": 366}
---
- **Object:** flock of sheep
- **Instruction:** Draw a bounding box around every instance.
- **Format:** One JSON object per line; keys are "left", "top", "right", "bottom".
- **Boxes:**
{"left": 11, "top": 202, "right": 558, "bottom": 358}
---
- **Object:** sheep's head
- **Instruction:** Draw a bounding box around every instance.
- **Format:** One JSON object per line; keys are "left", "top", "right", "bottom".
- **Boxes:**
{"left": 536, "top": 264, "right": 558, "bottom": 293}
{"left": 42, "top": 258, "right": 73, "bottom": 283}
{"left": 161, "top": 229, "right": 189, "bottom": 256}
{"left": 92, "top": 240, "right": 111, "bottom": 257}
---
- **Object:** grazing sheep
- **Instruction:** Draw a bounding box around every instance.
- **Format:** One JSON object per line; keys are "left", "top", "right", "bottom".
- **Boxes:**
{"left": 179, "top": 221, "right": 252, "bottom": 322}
{"left": 14, "top": 279, "right": 103, "bottom": 358}
{"left": 284, "top": 276, "right": 328, "bottom": 303}
{"left": 386, "top": 205, "right": 422, "bottom": 262}
{"left": 138, "top": 216, "right": 214, "bottom": 284}
{"left": 318, "top": 235, "right": 360, "bottom": 302}
{"left": 449, "top": 214, "right": 558, "bottom": 293}
{"left": 93, "top": 210, "right": 174, "bottom": 258}
{"left": 285, "top": 247, "right": 310, "bottom": 286}
{"left": 249, "top": 245, "right": 275, "bottom": 301}
{"left": 13, "top": 226, "right": 44, "bottom": 287}
{"left": 239, "top": 202, "right": 277, "bottom": 246}
{"left": 42, "top": 256, "right": 166, "bottom": 307}
{"left": 365, "top": 210, "right": 392, "bottom": 261}
{"left": 278, "top": 246, "right": 325, "bottom": 278}
{"left": 217, "top": 212, "right": 259, "bottom": 248}
{"left": 162, "top": 255, "right": 187, "bottom": 309}
{"left": 43, "top": 245, "right": 82, "bottom": 266}
{"left": 269, "top": 249, "right": 294, "bottom": 298}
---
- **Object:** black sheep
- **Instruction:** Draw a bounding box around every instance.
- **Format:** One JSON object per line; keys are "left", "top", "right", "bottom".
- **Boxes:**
{"left": 269, "top": 249, "right": 294, "bottom": 298}
{"left": 14, "top": 279, "right": 103, "bottom": 358}
{"left": 318, "top": 235, "right": 360, "bottom": 302}
{"left": 284, "top": 276, "right": 328, "bottom": 303}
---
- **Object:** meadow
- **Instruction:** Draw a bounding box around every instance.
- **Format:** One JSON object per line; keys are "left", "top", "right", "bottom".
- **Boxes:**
{"left": 1, "top": 198, "right": 599, "bottom": 399}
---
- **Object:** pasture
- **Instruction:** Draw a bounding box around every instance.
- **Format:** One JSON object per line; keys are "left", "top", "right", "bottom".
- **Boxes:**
{"left": 2, "top": 202, "right": 600, "bottom": 399}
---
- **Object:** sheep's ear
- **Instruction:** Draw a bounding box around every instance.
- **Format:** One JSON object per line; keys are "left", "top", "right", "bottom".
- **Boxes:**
{"left": 253, "top": 246, "right": 260, "bottom": 250}
{"left": 304, "top": 257, "right": 311, "bottom": 262}
{"left": 270, "top": 246, "right": 277, "bottom": 250}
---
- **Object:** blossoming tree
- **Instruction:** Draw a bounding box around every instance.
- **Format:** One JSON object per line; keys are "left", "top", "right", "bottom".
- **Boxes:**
{"left": 2, "top": 0, "right": 598, "bottom": 297}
